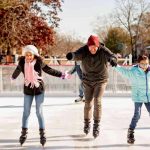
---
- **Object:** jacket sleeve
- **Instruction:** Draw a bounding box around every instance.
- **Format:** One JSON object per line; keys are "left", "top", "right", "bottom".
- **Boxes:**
{"left": 12, "top": 64, "right": 22, "bottom": 79}
{"left": 42, "top": 62, "right": 62, "bottom": 77}
{"left": 102, "top": 46, "right": 117, "bottom": 62}
{"left": 66, "top": 46, "right": 84, "bottom": 61}
{"left": 114, "top": 65, "right": 133, "bottom": 79}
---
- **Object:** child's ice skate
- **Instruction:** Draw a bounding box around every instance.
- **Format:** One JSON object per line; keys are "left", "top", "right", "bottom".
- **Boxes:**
{"left": 39, "top": 129, "right": 46, "bottom": 147}
{"left": 127, "top": 128, "right": 135, "bottom": 144}
{"left": 19, "top": 128, "right": 28, "bottom": 146}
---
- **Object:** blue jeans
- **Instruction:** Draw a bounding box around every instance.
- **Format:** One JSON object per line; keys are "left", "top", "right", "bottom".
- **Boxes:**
{"left": 129, "top": 102, "right": 150, "bottom": 129}
{"left": 79, "top": 81, "right": 84, "bottom": 98}
{"left": 22, "top": 93, "right": 45, "bottom": 129}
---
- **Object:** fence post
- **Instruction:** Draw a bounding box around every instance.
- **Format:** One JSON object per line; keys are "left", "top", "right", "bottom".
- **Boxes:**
{"left": 129, "top": 54, "right": 132, "bottom": 65}
{"left": 0, "top": 67, "right": 3, "bottom": 93}
{"left": 113, "top": 68, "right": 117, "bottom": 94}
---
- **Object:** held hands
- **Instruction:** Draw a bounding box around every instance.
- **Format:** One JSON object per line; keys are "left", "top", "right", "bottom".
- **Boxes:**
{"left": 61, "top": 71, "right": 71, "bottom": 79}
{"left": 110, "top": 59, "right": 117, "bottom": 67}
{"left": 110, "top": 57, "right": 118, "bottom": 67}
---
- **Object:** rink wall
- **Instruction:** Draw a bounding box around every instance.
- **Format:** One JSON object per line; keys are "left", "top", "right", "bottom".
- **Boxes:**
{"left": 0, "top": 65, "right": 131, "bottom": 97}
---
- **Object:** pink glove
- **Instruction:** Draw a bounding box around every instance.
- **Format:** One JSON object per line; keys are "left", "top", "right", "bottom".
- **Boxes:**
{"left": 61, "top": 71, "right": 71, "bottom": 79}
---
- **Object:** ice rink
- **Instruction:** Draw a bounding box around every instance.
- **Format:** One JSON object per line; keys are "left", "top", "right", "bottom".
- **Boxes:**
{"left": 0, "top": 96, "right": 150, "bottom": 150}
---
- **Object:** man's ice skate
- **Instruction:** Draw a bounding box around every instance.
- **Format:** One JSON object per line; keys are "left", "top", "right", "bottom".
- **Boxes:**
{"left": 93, "top": 120, "right": 100, "bottom": 138}
{"left": 19, "top": 128, "right": 28, "bottom": 146}
{"left": 127, "top": 128, "right": 135, "bottom": 144}
{"left": 39, "top": 129, "right": 46, "bottom": 147}
{"left": 75, "top": 97, "right": 84, "bottom": 103}
{"left": 84, "top": 119, "right": 90, "bottom": 135}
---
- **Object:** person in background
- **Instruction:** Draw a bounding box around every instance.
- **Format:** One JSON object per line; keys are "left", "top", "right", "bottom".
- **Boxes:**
{"left": 6, "top": 50, "right": 13, "bottom": 64}
{"left": 66, "top": 35, "right": 117, "bottom": 138}
{"left": 114, "top": 55, "right": 150, "bottom": 144}
{"left": 68, "top": 61, "right": 85, "bottom": 103}
{"left": 12, "top": 45, "right": 68, "bottom": 146}
{"left": 0, "top": 54, "right": 3, "bottom": 64}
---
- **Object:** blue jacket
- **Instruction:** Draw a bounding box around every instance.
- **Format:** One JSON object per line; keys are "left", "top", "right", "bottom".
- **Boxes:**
{"left": 114, "top": 65, "right": 150, "bottom": 103}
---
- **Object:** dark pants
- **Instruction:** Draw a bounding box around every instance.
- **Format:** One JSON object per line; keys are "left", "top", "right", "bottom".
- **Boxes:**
{"left": 83, "top": 80, "right": 107, "bottom": 121}
{"left": 129, "top": 102, "right": 150, "bottom": 129}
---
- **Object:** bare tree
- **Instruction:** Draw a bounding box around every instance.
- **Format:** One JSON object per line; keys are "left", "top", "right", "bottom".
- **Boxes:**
{"left": 140, "top": 12, "right": 150, "bottom": 46}
{"left": 42, "top": 33, "right": 84, "bottom": 57}
{"left": 114, "top": 0, "right": 150, "bottom": 61}
{"left": 93, "top": 15, "right": 115, "bottom": 43}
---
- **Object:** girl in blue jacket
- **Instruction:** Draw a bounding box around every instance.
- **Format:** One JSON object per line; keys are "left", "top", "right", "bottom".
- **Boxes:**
{"left": 114, "top": 55, "right": 150, "bottom": 144}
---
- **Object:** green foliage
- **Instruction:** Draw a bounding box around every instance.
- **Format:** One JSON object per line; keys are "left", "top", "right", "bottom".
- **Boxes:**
{"left": 104, "top": 27, "right": 130, "bottom": 54}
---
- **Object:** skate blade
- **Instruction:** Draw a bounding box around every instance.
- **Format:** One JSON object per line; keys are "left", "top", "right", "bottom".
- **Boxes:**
{"left": 127, "top": 140, "right": 134, "bottom": 144}
{"left": 41, "top": 141, "right": 46, "bottom": 147}
{"left": 20, "top": 143, "right": 24, "bottom": 146}
{"left": 75, "top": 101, "right": 82, "bottom": 103}
{"left": 93, "top": 136, "right": 98, "bottom": 139}
{"left": 19, "top": 142, "right": 24, "bottom": 146}
{"left": 93, "top": 132, "right": 99, "bottom": 139}
{"left": 84, "top": 130, "right": 89, "bottom": 135}
{"left": 83, "top": 132, "right": 88, "bottom": 135}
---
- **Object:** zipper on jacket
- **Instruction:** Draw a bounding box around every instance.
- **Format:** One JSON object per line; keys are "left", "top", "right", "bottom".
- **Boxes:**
{"left": 145, "top": 73, "right": 149, "bottom": 102}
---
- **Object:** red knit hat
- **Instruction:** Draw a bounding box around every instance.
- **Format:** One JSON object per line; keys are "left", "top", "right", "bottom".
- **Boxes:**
{"left": 87, "top": 35, "right": 99, "bottom": 47}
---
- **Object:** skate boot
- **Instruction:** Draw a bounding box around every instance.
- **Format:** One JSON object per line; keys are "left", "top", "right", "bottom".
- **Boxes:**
{"left": 75, "top": 97, "right": 83, "bottom": 103}
{"left": 39, "top": 129, "right": 46, "bottom": 147}
{"left": 84, "top": 119, "right": 91, "bottom": 135}
{"left": 19, "top": 128, "right": 28, "bottom": 146}
{"left": 127, "top": 128, "right": 135, "bottom": 144}
{"left": 82, "top": 99, "right": 85, "bottom": 102}
{"left": 93, "top": 120, "right": 100, "bottom": 138}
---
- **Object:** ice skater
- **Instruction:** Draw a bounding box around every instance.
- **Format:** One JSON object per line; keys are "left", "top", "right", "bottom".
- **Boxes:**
{"left": 12, "top": 45, "right": 68, "bottom": 146}
{"left": 68, "top": 61, "right": 85, "bottom": 102}
{"left": 114, "top": 55, "right": 150, "bottom": 144}
{"left": 66, "top": 35, "right": 117, "bottom": 138}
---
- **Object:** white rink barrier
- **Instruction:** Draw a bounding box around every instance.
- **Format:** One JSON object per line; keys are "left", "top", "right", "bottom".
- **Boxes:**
{"left": 0, "top": 65, "right": 131, "bottom": 97}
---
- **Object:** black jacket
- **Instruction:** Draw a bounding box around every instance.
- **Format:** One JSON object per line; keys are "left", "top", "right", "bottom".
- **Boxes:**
{"left": 67, "top": 45, "right": 117, "bottom": 82}
{"left": 12, "top": 56, "right": 62, "bottom": 95}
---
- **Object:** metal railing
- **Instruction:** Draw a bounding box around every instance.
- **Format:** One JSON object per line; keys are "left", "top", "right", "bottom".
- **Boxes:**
{"left": 44, "top": 54, "right": 132, "bottom": 66}
{"left": 0, "top": 65, "right": 131, "bottom": 97}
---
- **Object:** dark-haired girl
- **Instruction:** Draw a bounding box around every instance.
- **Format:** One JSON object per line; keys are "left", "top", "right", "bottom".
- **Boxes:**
{"left": 114, "top": 55, "right": 150, "bottom": 144}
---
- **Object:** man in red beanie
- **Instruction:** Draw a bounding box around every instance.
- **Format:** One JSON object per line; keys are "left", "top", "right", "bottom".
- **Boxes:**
{"left": 87, "top": 35, "right": 100, "bottom": 47}
{"left": 66, "top": 34, "right": 117, "bottom": 138}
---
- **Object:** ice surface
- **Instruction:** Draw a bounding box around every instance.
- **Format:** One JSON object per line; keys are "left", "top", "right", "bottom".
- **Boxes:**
{"left": 0, "top": 97, "right": 150, "bottom": 150}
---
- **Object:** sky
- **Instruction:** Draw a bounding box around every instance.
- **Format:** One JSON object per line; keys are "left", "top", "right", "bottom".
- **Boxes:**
{"left": 57, "top": 0, "right": 116, "bottom": 41}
